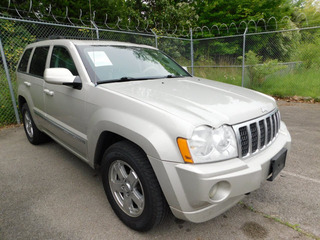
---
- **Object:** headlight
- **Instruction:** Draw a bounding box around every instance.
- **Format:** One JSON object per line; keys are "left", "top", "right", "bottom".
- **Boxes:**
{"left": 187, "top": 125, "right": 238, "bottom": 163}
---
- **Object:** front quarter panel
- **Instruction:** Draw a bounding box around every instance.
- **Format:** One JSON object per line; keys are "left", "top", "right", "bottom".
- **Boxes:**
{"left": 85, "top": 85, "right": 195, "bottom": 167}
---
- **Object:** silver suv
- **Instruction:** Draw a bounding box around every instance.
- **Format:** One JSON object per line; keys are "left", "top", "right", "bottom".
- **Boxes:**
{"left": 17, "top": 39, "right": 291, "bottom": 231}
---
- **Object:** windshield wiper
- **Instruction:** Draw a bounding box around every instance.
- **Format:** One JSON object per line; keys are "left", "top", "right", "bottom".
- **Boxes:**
{"left": 97, "top": 76, "right": 157, "bottom": 84}
{"left": 97, "top": 75, "right": 185, "bottom": 85}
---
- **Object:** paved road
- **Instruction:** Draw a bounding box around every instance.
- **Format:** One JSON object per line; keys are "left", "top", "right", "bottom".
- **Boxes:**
{"left": 1, "top": 101, "right": 319, "bottom": 240}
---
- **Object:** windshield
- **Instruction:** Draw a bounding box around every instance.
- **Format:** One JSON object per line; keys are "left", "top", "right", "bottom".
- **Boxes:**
{"left": 76, "top": 45, "right": 190, "bottom": 84}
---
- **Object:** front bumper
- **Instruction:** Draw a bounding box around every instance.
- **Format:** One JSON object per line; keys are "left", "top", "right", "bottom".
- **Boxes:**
{"left": 148, "top": 121, "right": 291, "bottom": 223}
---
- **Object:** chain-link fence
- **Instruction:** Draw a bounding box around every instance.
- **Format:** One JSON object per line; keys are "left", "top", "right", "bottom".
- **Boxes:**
{"left": 195, "top": 27, "right": 320, "bottom": 99}
{"left": 243, "top": 27, "right": 320, "bottom": 98}
{"left": 1, "top": 15, "right": 320, "bottom": 126}
{"left": 157, "top": 36, "right": 191, "bottom": 69}
{"left": 193, "top": 35, "right": 244, "bottom": 86}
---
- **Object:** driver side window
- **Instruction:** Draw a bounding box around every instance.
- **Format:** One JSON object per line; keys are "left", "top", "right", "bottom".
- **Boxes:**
{"left": 50, "top": 46, "right": 78, "bottom": 76}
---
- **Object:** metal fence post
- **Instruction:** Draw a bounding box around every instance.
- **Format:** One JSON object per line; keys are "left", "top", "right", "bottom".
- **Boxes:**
{"left": 190, "top": 28, "right": 194, "bottom": 75}
{"left": 0, "top": 37, "right": 20, "bottom": 124}
{"left": 91, "top": 20, "right": 99, "bottom": 39}
{"left": 150, "top": 29, "right": 158, "bottom": 49}
{"left": 241, "top": 28, "right": 248, "bottom": 87}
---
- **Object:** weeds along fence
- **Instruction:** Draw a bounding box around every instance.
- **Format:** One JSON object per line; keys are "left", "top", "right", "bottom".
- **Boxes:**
{"left": 194, "top": 26, "right": 320, "bottom": 99}
{"left": 1, "top": 15, "right": 320, "bottom": 126}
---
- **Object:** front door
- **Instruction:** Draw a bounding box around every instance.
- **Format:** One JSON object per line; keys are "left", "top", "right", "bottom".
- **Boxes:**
{"left": 44, "top": 45, "right": 87, "bottom": 158}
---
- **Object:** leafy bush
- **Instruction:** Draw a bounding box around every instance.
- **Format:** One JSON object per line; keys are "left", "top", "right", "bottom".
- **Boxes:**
{"left": 0, "top": 20, "right": 36, "bottom": 69}
{"left": 246, "top": 21, "right": 301, "bottom": 62}
{"left": 295, "top": 37, "right": 320, "bottom": 69}
{"left": 239, "top": 50, "right": 287, "bottom": 87}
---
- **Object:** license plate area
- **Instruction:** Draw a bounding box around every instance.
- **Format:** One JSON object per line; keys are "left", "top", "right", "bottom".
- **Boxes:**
{"left": 267, "top": 148, "right": 287, "bottom": 181}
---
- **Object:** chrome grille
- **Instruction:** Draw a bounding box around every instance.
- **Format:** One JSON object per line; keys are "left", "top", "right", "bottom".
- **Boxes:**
{"left": 233, "top": 109, "right": 281, "bottom": 158}
{"left": 250, "top": 123, "right": 258, "bottom": 152}
{"left": 259, "top": 120, "right": 265, "bottom": 147}
{"left": 239, "top": 126, "right": 249, "bottom": 156}
{"left": 266, "top": 117, "right": 271, "bottom": 143}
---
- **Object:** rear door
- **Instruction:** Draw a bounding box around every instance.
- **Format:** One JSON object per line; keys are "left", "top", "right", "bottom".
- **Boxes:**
{"left": 43, "top": 45, "right": 87, "bottom": 158}
{"left": 18, "top": 46, "right": 49, "bottom": 128}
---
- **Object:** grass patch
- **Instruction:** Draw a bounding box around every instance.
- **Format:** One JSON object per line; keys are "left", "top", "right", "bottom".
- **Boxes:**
{"left": 192, "top": 65, "right": 320, "bottom": 99}
{"left": 193, "top": 66, "right": 242, "bottom": 86}
{"left": 252, "top": 68, "right": 320, "bottom": 99}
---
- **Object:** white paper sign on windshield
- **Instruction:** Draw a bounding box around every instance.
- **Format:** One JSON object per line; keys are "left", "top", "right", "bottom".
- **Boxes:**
{"left": 87, "top": 51, "right": 113, "bottom": 67}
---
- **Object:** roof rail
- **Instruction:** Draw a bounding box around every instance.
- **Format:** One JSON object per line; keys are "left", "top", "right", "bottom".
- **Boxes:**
{"left": 34, "top": 35, "right": 100, "bottom": 42}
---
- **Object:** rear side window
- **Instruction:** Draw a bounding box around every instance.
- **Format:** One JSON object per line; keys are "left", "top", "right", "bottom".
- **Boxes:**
{"left": 50, "top": 46, "right": 78, "bottom": 75}
{"left": 29, "top": 46, "right": 49, "bottom": 77}
{"left": 18, "top": 48, "right": 32, "bottom": 72}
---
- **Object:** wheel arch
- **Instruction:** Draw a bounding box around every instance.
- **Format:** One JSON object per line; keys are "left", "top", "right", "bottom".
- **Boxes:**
{"left": 93, "top": 130, "right": 160, "bottom": 169}
{"left": 93, "top": 131, "right": 125, "bottom": 169}
{"left": 18, "top": 95, "right": 27, "bottom": 113}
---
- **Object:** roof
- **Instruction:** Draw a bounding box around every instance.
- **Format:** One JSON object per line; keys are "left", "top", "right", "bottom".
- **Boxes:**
{"left": 27, "top": 38, "right": 157, "bottom": 50}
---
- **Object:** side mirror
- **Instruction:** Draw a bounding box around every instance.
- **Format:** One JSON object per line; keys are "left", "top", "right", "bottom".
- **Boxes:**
{"left": 44, "top": 68, "right": 82, "bottom": 89}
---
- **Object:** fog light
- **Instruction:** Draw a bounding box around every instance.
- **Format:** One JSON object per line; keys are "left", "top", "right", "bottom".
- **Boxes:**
{"left": 208, "top": 181, "right": 231, "bottom": 202}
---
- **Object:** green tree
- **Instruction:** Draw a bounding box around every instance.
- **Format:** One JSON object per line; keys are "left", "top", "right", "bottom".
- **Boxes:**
{"left": 292, "top": 0, "right": 320, "bottom": 26}
{"left": 1, "top": 0, "right": 312, "bottom": 32}
{"left": 2, "top": 0, "right": 127, "bottom": 26}
{"left": 195, "top": 0, "right": 300, "bottom": 32}
{"left": 124, "top": 0, "right": 198, "bottom": 30}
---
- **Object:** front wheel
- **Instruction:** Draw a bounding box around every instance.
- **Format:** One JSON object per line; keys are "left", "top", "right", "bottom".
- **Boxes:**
{"left": 101, "top": 141, "right": 168, "bottom": 231}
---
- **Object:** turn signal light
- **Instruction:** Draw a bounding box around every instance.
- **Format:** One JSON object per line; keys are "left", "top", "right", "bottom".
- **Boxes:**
{"left": 177, "top": 138, "right": 193, "bottom": 164}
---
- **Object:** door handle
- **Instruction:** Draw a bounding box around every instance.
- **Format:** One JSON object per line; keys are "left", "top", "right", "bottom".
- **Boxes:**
{"left": 44, "top": 89, "right": 54, "bottom": 96}
{"left": 24, "top": 81, "right": 31, "bottom": 87}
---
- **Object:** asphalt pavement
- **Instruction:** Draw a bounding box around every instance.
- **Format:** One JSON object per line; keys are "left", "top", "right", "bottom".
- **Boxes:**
{"left": 0, "top": 100, "right": 319, "bottom": 240}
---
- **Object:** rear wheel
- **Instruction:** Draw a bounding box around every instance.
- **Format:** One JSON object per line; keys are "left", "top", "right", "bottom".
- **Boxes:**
{"left": 21, "top": 103, "right": 49, "bottom": 145}
{"left": 101, "top": 141, "right": 168, "bottom": 231}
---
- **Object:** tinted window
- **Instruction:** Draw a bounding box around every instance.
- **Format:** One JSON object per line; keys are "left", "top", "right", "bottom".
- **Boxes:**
{"left": 18, "top": 48, "right": 32, "bottom": 73}
{"left": 29, "top": 46, "right": 49, "bottom": 77}
{"left": 50, "top": 46, "right": 78, "bottom": 75}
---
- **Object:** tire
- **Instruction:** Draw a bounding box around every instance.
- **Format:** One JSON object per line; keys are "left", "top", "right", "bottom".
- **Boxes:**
{"left": 101, "top": 141, "right": 168, "bottom": 231}
{"left": 21, "top": 103, "right": 49, "bottom": 145}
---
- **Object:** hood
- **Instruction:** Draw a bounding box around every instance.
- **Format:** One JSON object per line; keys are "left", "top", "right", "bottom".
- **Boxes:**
{"left": 101, "top": 77, "right": 277, "bottom": 127}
